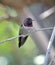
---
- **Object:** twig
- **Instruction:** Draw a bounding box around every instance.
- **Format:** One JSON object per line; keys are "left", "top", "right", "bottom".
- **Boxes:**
{"left": 44, "top": 26, "right": 55, "bottom": 65}
{"left": 39, "top": 6, "right": 55, "bottom": 19}
{"left": 0, "top": 27, "right": 53, "bottom": 44}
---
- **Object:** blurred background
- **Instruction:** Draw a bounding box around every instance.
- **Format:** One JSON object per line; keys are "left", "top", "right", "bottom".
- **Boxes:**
{"left": 0, "top": 0, "right": 55, "bottom": 65}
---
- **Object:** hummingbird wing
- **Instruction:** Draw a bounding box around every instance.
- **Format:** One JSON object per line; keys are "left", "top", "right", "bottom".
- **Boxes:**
{"left": 19, "top": 36, "right": 28, "bottom": 48}
{"left": 18, "top": 25, "right": 28, "bottom": 48}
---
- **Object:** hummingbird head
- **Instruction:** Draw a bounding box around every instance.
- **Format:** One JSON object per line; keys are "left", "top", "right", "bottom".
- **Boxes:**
{"left": 24, "top": 18, "right": 33, "bottom": 27}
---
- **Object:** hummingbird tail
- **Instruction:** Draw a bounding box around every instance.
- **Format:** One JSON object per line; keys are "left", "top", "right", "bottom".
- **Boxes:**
{"left": 18, "top": 36, "right": 28, "bottom": 48}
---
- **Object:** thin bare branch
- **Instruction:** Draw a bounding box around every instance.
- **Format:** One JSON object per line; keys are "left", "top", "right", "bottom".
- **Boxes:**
{"left": 0, "top": 26, "right": 53, "bottom": 44}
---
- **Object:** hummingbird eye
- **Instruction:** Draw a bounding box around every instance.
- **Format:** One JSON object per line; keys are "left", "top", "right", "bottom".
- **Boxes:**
{"left": 27, "top": 20, "right": 32, "bottom": 24}
{"left": 26, "top": 18, "right": 32, "bottom": 25}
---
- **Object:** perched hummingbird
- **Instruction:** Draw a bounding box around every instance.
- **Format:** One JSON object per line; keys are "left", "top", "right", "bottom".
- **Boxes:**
{"left": 18, "top": 17, "right": 33, "bottom": 48}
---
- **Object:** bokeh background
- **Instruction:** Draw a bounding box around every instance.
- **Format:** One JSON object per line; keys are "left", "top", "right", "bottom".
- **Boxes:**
{"left": 0, "top": 1, "right": 55, "bottom": 65}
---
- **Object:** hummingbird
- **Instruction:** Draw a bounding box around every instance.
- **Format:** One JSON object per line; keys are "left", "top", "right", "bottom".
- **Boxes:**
{"left": 18, "top": 17, "right": 33, "bottom": 48}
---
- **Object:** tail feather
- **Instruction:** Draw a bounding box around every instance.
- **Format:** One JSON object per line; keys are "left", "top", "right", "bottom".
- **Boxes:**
{"left": 19, "top": 42, "right": 22, "bottom": 48}
{"left": 18, "top": 36, "right": 28, "bottom": 48}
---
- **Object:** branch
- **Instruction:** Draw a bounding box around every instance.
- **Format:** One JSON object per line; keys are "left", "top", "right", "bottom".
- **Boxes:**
{"left": 39, "top": 6, "right": 55, "bottom": 19}
{"left": 44, "top": 26, "right": 55, "bottom": 65}
{"left": 0, "top": 27, "right": 53, "bottom": 44}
